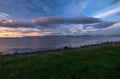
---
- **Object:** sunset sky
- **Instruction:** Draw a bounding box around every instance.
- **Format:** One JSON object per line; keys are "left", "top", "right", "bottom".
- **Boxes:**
{"left": 0, "top": 0, "right": 120, "bottom": 38}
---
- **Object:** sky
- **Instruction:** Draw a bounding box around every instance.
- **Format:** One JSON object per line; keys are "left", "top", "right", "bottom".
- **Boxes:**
{"left": 0, "top": 0, "right": 120, "bottom": 38}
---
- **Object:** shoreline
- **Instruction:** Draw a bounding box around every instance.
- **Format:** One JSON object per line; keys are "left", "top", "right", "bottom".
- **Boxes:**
{"left": 0, "top": 41, "right": 120, "bottom": 58}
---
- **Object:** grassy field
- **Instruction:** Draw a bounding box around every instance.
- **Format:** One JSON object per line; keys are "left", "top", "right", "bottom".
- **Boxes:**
{"left": 0, "top": 45, "right": 120, "bottom": 79}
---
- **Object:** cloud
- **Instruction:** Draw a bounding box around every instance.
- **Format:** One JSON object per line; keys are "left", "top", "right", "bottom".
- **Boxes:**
{"left": 94, "top": 7, "right": 120, "bottom": 18}
{"left": 116, "top": 12, "right": 120, "bottom": 15}
{"left": 0, "top": 22, "right": 35, "bottom": 28}
{"left": 63, "top": 0, "right": 90, "bottom": 17}
{"left": 86, "top": 22, "right": 120, "bottom": 35}
{"left": 0, "top": 19, "right": 14, "bottom": 23}
{"left": 32, "top": 16, "right": 101, "bottom": 27}
{"left": 45, "top": 21, "right": 118, "bottom": 36}
{"left": 84, "top": 21, "right": 117, "bottom": 32}
{"left": 110, "top": 0, "right": 120, "bottom": 5}
{"left": 0, "top": 16, "right": 119, "bottom": 36}
{"left": 90, "top": 22, "right": 117, "bottom": 29}
{"left": 0, "top": 26, "right": 50, "bottom": 37}
{"left": 0, "top": 16, "right": 115, "bottom": 36}
{"left": 0, "top": 12, "right": 11, "bottom": 19}
{"left": 0, "top": 19, "right": 35, "bottom": 28}
{"left": 0, "top": 16, "right": 101, "bottom": 29}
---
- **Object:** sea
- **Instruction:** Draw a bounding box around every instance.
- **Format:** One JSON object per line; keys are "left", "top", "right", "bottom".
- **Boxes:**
{"left": 0, "top": 36, "right": 120, "bottom": 55}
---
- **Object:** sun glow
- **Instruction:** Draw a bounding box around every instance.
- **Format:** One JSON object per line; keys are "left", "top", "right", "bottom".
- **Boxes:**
{"left": 0, "top": 27, "right": 48, "bottom": 38}
{"left": 0, "top": 32, "right": 22, "bottom": 38}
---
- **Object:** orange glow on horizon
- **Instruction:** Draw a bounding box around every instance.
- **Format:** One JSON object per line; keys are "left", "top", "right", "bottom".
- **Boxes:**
{"left": 0, "top": 32, "right": 48, "bottom": 38}
{"left": 0, "top": 27, "right": 48, "bottom": 38}
{"left": 0, "top": 32, "right": 47, "bottom": 38}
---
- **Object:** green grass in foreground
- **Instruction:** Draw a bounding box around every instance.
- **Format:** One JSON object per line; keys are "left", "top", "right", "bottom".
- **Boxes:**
{"left": 0, "top": 45, "right": 120, "bottom": 79}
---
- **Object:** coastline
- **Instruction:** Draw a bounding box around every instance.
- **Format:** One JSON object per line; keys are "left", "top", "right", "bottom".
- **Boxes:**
{"left": 0, "top": 41, "right": 120, "bottom": 58}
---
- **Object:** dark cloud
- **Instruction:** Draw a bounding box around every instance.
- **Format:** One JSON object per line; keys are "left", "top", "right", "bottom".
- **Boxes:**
{"left": 93, "top": 22, "right": 117, "bottom": 29}
{"left": 0, "top": 19, "right": 35, "bottom": 28}
{"left": 84, "top": 22, "right": 117, "bottom": 29}
{"left": 0, "top": 17, "right": 119, "bottom": 36}
{"left": 32, "top": 16, "right": 101, "bottom": 27}
{"left": 116, "top": 12, "right": 120, "bottom": 15}
{"left": 110, "top": 0, "right": 120, "bottom": 5}
{"left": 0, "top": 16, "right": 101, "bottom": 29}
{"left": 0, "top": 16, "right": 118, "bottom": 36}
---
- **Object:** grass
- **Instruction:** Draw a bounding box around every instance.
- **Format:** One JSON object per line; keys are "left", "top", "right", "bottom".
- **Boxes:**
{"left": 0, "top": 45, "right": 120, "bottom": 79}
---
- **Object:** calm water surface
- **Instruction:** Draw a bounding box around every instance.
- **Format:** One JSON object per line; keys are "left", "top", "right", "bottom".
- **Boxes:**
{"left": 0, "top": 36, "right": 120, "bottom": 55}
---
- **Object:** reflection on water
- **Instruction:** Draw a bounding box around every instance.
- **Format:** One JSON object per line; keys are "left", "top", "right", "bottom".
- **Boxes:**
{"left": 0, "top": 36, "right": 120, "bottom": 55}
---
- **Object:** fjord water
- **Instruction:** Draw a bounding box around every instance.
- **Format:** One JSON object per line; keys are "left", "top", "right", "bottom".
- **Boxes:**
{"left": 0, "top": 36, "right": 120, "bottom": 55}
